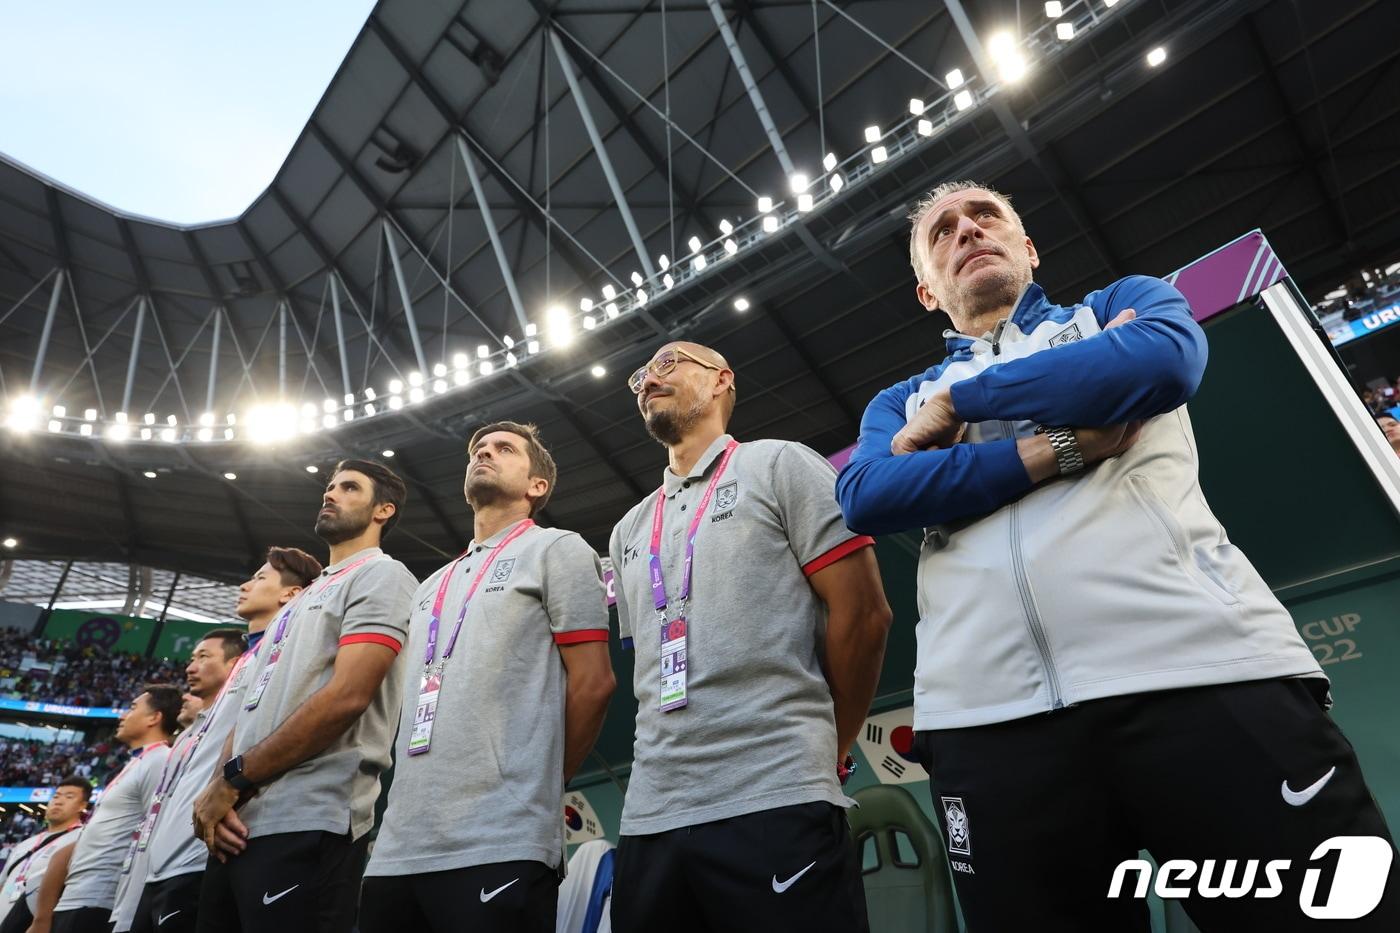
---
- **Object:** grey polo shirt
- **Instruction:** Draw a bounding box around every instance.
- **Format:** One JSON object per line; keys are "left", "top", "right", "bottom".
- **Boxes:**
{"left": 229, "top": 548, "right": 417, "bottom": 841}
{"left": 365, "top": 522, "right": 610, "bottom": 875}
{"left": 608, "top": 434, "right": 874, "bottom": 836}
{"left": 144, "top": 644, "right": 259, "bottom": 884}
{"left": 56, "top": 744, "right": 171, "bottom": 912}
{"left": 0, "top": 826, "right": 79, "bottom": 919}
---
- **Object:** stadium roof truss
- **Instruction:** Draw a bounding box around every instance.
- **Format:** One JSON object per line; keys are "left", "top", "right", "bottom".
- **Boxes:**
{"left": 1, "top": 0, "right": 1398, "bottom": 580}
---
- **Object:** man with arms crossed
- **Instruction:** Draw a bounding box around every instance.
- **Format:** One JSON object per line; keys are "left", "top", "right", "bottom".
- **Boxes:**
{"left": 122, "top": 549, "right": 320, "bottom": 933}
{"left": 837, "top": 180, "right": 1398, "bottom": 930}
{"left": 30, "top": 685, "right": 181, "bottom": 933}
{"left": 361, "top": 421, "right": 614, "bottom": 932}
{"left": 609, "top": 342, "right": 891, "bottom": 932}
{"left": 191, "top": 461, "right": 417, "bottom": 933}
{"left": 0, "top": 778, "right": 87, "bottom": 933}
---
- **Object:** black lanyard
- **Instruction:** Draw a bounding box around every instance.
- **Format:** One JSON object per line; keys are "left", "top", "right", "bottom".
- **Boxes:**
{"left": 3, "top": 826, "right": 79, "bottom": 881}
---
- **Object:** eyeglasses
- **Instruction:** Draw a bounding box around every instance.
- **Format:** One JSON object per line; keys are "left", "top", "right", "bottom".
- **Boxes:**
{"left": 627, "top": 347, "right": 724, "bottom": 395}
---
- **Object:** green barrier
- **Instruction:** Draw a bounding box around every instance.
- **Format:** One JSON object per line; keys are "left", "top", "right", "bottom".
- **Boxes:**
{"left": 1282, "top": 569, "right": 1400, "bottom": 826}
{"left": 40, "top": 609, "right": 154, "bottom": 653}
{"left": 151, "top": 617, "right": 245, "bottom": 661}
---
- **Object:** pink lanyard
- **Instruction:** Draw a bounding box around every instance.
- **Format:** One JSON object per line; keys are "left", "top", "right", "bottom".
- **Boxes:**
{"left": 423, "top": 519, "right": 534, "bottom": 667}
{"left": 145, "top": 648, "right": 252, "bottom": 808}
{"left": 647, "top": 440, "right": 739, "bottom": 618}
{"left": 98, "top": 742, "right": 161, "bottom": 802}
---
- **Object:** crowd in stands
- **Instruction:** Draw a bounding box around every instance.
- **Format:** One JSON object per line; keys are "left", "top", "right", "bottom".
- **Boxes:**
{"left": 0, "top": 629, "right": 185, "bottom": 708}
{"left": 0, "top": 737, "right": 127, "bottom": 788}
{"left": 0, "top": 809, "right": 45, "bottom": 860}
{"left": 1363, "top": 379, "right": 1400, "bottom": 418}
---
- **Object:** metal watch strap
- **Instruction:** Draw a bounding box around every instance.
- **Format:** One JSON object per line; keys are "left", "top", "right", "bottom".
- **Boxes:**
{"left": 1044, "top": 426, "right": 1085, "bottom": 476}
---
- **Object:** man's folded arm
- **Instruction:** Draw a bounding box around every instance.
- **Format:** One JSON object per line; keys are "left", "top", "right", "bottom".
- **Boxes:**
{"left": 950, "top": 276, "right": 1208, "bottom": 427}
{"left": 836, "top": 388, "right": 1031, "bottom": 535}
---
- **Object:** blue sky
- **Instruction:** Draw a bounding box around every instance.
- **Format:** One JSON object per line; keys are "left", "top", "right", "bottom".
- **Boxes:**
{"left": 0, "top": 1, "right": 376, "bottom": 224}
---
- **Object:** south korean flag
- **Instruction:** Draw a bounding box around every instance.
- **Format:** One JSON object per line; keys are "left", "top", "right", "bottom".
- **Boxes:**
{"left": 856, "top": 706, "right": 928, "bottom": 785}
{"left": 563, "top": 790, "right": 605, "bottom": 845}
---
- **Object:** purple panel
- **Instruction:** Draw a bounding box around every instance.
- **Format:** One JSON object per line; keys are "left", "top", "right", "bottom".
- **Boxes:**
{"left": 827, "top": 443, "right": 857, "bottom": 472}
{"left": 1162, "top": 230, "right": 1289, "bottom": 323}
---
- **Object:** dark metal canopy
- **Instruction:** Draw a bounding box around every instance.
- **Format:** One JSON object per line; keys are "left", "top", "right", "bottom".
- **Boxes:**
{"left": 2, "top": 0, "right": 1398, "bottom": 582}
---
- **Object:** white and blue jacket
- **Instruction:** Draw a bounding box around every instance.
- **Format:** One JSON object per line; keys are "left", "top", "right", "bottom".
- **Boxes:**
{"left": 837, "top": 275, "right": 1322, "bottom": 730}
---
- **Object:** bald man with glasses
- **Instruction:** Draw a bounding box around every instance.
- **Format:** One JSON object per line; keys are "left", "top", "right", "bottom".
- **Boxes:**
{"left": 608, "top": 341, "right": 892, "bottom": 933}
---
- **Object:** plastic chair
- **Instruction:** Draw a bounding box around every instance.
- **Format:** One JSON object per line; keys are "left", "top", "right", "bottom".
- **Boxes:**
{"left": 557, "top": 840, "right": 615, "bottom": 933}
{"left": 848, "top": 784, "right": 959, "bottom": 933}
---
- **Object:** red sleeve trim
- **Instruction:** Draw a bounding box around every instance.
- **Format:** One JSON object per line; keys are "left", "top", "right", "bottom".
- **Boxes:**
{"left": 802, "top": 535, "right": 876, "bottom": 577}
{"left": 553, "top": 629, "right": 610, "bottom": 645}
{"left": 339, "top": 633, "right": 403, "bottom": 654}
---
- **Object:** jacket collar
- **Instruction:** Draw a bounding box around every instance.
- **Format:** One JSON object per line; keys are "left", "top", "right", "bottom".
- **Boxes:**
{"left": 941, "top": 282, "right": 1047, "bottom": 357}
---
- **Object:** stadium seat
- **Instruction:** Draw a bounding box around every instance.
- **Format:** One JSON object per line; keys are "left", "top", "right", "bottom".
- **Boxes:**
{"left": 556, "top": 839, "right": 615, "bottom": 933}
{"left": 848, "top": 784, "right": 958, "bottom": 933}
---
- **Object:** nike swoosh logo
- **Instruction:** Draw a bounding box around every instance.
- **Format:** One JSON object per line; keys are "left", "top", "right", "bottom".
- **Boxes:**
{"left": 480, "top": 878, "right": 519, "bottom": 903}
{"left": 772, "top": 861, "right": 817, "bottom": 893}
{"left": 262, "top": 884, "right": 299, "bottom": 905}
{"left": 158, "top": 911, "right": 181, "bottom": 925}
{"left": 1282, "top": 765, "right": 1337, "bottom": 806}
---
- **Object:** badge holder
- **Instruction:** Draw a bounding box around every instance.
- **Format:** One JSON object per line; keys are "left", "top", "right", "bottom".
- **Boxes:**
{"left": 406, "top": 665, "right": 443, "bottom": 755}
{"left": 243, "top": 646, "right": 281, "bottom": 710}
{"left": 659, "top": 606, "right": 688, "bottom": 712}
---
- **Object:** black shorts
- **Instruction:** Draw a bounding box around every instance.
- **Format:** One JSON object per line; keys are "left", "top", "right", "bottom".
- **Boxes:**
{"left": 0, "top": 899, "right": 32, "bottom": 933}
{"left": 610, "top": 801, "right": 869, "bottom": 933}
{"left": 51, "top": 906, "right": 113, "bottom": 933}
{"left": 359, "top": 861, "right": 557, "bottom": 933}
{"left": 913, "top": 677, "right": 1400, "bottom": 932}
{"left": 194, "top": 831, "right": 367, "bottom": 933}
{"left": 130, "top": 872, "right": 204, "bottom": 933}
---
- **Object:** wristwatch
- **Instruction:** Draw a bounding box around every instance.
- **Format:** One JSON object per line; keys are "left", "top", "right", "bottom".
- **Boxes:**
{"left": 222, "top": 755, "right": 254, "bottom": 792}
{"left": 1041, "top": 426, "right": 1085, "bottom": 476}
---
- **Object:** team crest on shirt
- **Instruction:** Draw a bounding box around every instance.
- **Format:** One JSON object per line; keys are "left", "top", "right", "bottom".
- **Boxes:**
{"left": 307, "top": 581, "right": 340, "bottom": 610}
{"left": 942, "top": 797, "right": 972, "bottom": 856}
{"left": 1049, "top": 323, "right": 1083, "bottom": 347}
{"left": 490, "top": 559, "right": 516, "bottom": 583}
{"left": 712, "top": 481, "right": 739, "bottom": 522}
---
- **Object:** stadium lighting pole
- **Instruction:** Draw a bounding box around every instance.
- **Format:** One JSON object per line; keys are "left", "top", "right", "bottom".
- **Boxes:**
{"left": 29, "top": 268, "right": 65, "bottom": 396}
{"left": 329, "top": 274, "right": 354, "bottom": 400}
{"left": 147, "top": 571, "right": 180, "bottom": 657}
{"left": 34, "top": 560, "right": 73, "bottom": 637}
{"left": 382, "top": 220, "right": 431, "bottom": 375}
{"left": 278, "top": 300, "right": 288, "bottom": 398}
{"left": 704, "top": 0, "right": 797, "bottom": 176}
{"left": 206, "top": 307, "right": 222, "bottom": 415}
{"left": 455, "top": 135, "right": 531, "bottom": 334}
{"left": 121, "top": 296, "right": 148, "bottom": 415}
{"left": 549, "top": 28, "right": 658, "bottom": 282}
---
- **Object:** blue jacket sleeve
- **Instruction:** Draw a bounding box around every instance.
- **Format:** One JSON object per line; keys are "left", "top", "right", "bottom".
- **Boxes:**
{"left": 836, "top": 382, "right": 1033, "bottom": 535}
{"left": 949, "top": 276, "right": 1208, "bottom": 426}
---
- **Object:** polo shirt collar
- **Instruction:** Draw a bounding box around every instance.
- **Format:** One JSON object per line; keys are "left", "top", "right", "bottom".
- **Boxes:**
{"left": 467, "top": 517, "right": 534, "bottom": 552}
{"left": 322, "top": 546, "right": 383, "bottom": 576}
{"left": 663, "top": 433, "right": 734, "bottom": 498}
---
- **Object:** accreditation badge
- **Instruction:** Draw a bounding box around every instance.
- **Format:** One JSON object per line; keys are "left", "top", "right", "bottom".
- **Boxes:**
{"left": 243, "top": 653, "right": 279, "bottom": 710}
{"left": 406, "top": 668, "right": 443, "bottom": 756}
{"left": 135, "top": 798, "right": 160, "bottom": 851}
{"left": 660, "top": 616, "right": 688, "bottom": 712}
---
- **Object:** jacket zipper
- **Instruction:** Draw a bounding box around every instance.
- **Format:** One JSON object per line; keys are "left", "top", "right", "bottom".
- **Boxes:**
{"left": 990, "top": 318, "right": 1065, "bottom": 710}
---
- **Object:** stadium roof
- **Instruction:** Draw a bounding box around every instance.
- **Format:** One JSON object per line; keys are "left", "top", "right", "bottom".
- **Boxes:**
{"left": 2, "top": 0, "right": 1399, "bottom": 582}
